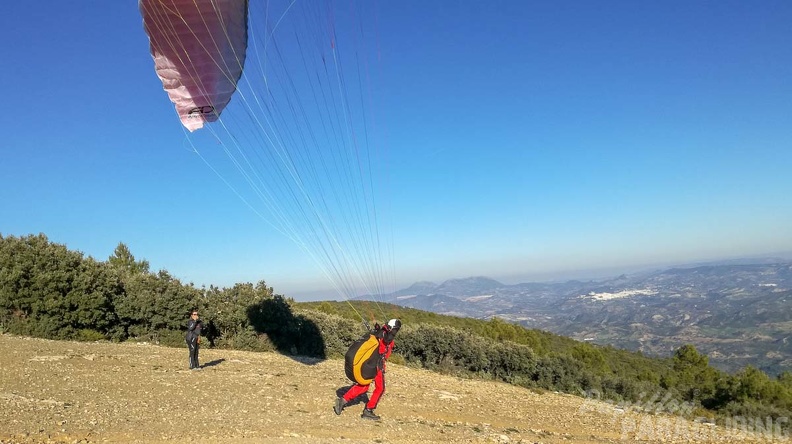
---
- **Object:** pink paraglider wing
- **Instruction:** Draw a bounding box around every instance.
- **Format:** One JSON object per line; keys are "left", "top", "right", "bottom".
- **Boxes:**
{"left": 140, "top": 0, "right": 248, "bottom": 131}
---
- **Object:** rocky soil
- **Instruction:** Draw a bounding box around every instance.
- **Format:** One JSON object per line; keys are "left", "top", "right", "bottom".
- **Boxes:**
{"left": 0, "top": 334, "right": 787, "bottom": 443}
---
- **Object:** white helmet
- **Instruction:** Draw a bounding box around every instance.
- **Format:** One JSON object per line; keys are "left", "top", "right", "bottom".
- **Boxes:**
{"left": 386, "top": 318, "right": 401, "bottom": 331}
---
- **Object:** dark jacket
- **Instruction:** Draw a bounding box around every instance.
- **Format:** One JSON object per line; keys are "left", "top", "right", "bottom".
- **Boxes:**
{"left": 186, "top": 319, "right": 203, "bottom": 343}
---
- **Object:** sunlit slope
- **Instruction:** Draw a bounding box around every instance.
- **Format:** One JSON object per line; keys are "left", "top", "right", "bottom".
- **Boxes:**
{"left": 0, "top": 335, "right": 776, "bottom": 444}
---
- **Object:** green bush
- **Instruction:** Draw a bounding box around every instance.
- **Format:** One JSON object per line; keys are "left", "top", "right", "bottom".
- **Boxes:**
{"left": 388, "top": 353, "right": 406, "bottom": 366}
{"left": 153, "top": 329, "right": 186, "bottom": 348}
{"left": 77, "top": 329, "right": 106, "bottom": 342}
{"left": 297, "top": 309, "right": 360, "bottom": 357}
{"left": 222, "top": 329, "right": 275, "bottom": 352}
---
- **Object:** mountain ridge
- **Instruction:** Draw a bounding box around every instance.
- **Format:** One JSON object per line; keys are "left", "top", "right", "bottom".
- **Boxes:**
{"left": 362, "top": 260, "right": 792, "bottom": 375}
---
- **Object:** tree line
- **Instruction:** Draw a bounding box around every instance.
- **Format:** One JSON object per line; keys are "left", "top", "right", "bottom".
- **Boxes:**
{"left": 1, "top": 233, "right": 790, "bottom": 429}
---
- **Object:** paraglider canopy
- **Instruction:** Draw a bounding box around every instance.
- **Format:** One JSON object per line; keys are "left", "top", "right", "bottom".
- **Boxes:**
{"left": 139, "top": 0, "right": 249, "bottom": 131}
{"left": 138, "top": 0, "right": 396, "bottom": 313}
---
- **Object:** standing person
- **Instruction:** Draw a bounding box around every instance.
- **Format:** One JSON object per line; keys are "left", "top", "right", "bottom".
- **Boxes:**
{"left": 185, "top": 309, "right": 204, "bottom": 370}
{"left": 334, "top": 319, "right": 401, "bottom": 420}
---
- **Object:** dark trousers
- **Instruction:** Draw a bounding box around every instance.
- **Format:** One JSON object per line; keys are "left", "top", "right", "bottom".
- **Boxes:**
{"left": 186, "top": 339, "right": 199, "bottom": 369}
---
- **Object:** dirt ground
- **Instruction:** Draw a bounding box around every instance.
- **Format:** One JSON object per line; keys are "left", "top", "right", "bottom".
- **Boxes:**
{"left": 0, "top": 334, "right": 787, "bottom": 443}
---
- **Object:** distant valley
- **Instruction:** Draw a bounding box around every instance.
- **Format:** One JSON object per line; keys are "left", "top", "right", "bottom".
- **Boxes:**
{"left": 363, "top": 260, "right": 792, "bottom": 375}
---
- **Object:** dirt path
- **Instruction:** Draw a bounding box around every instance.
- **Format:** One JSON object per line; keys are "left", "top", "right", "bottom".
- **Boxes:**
{"left": 0, "top": 334, "right": 786, "bottom": 443}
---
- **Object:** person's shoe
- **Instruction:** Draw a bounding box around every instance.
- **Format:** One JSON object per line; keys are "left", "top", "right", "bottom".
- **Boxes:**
{"left": 334, "top": 397, "right": 346, "bottom": 415}
{"left": 361, "top": 408, "right": 380, "bottom": 420}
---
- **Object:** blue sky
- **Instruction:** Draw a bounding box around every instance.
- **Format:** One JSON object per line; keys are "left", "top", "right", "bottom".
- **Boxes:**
{"left": 2, "top": 1, "right": 791, "bottom": 300}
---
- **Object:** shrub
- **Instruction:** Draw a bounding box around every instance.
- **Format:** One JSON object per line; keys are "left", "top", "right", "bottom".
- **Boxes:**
{"left": 297, "top": 309, "right": 360, "bottom": 357}
{"left": 77, "top": 329, "right": 106, "bottom": 342}
{"left": 153, "top": 329, "right": 186, "bottom": 348}
{"left": 216, "top": 329, "right": 276, "bottom": 353}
